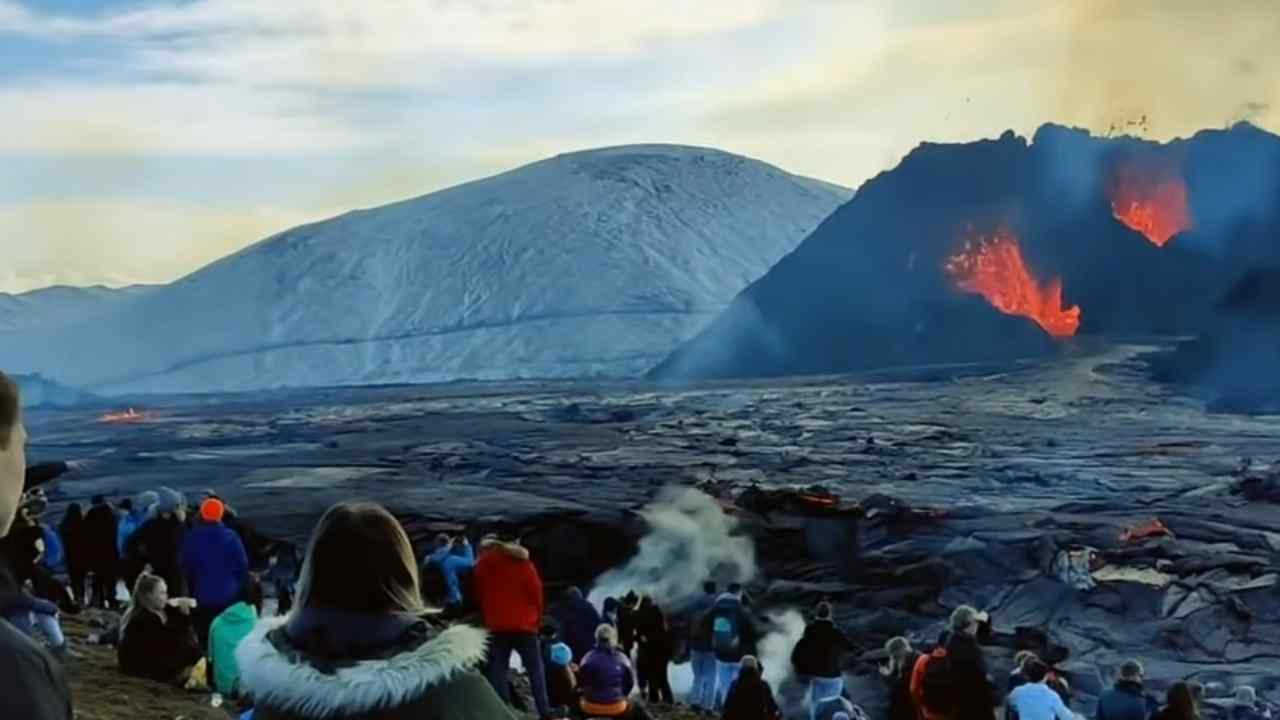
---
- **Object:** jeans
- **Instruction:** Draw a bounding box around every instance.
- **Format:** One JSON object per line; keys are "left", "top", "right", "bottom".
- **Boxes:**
{"left": 485, "top": 631, "right": 551, "bottom": 718}
{"left": 690, "top": 650, "right": 718, "bottom": 709}
{"left": 6, "top": 609, "right": 66, "bottom": 647}
{"left": 714, "top": 660, "right": 741, "bottom": 710}
{"left": 809, "top": 676, "right": 845, "bottom": 720}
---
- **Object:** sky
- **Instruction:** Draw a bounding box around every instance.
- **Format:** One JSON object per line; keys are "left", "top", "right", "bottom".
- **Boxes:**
{"left": 2, "top": 0, "right": 1277, "bottom": 293}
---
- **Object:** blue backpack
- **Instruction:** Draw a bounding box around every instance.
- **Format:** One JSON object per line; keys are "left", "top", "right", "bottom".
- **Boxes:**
{"left": 711, "top": 611, "right": 740, "bottom": 655}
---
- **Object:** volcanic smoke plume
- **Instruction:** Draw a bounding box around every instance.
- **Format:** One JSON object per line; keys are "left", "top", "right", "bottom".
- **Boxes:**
{"left": 1107, "top": 159, "right": 1193, "bottom": 247}
{"left": 944, "top": 228, "right": 1081, "bottom": 337}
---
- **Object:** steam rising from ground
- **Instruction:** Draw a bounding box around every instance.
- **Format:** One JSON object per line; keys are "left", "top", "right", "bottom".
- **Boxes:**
{"left": 588, "top": 487, "right": 757, "bottom": 610}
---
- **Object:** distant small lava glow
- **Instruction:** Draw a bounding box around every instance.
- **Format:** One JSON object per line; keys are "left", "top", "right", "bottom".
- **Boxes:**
{"left": 99, "top": 408, "right": 147, "bottom": 424}
{"left": 945, "top": 228, "right": 1081, "bottom": 337}
{"left": 1107, "top": 161, "right": 1193, "bottom": 247}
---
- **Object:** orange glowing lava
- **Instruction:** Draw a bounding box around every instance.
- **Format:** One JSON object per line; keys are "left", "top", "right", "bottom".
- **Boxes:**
{"left": 99, "top": 408, "right": 147, "bottom": 424}
{"left": 1107, "top": 163, "right": 1193, "bottom": 247}
{"left": 945, "top": 229, "right": 1081, "bottom": 337}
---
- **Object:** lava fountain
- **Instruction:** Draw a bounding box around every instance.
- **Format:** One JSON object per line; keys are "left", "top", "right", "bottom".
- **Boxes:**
{"left": 945, "top": 228, "right": 1081, "bottom": 337}
{"left": 99, "top": 408, "right": 147, "bottom": 424}
{"left": 1107, "top": 161, "right": 1193, "bottom": 247}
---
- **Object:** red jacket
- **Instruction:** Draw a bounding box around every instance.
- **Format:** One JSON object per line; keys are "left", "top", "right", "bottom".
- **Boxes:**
{"left": 473, "top": 547, "right": 544, "bottom": 633}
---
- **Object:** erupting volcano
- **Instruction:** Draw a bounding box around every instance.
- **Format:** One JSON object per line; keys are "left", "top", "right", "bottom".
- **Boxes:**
{"left": 1107, "top": 161, "right": 1193, "bottom": 247}
{"left": 945, "top": 228, "right": 1081, "bottom": 337}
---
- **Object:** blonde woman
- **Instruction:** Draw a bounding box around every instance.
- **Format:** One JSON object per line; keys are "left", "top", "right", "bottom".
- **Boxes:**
{"left": 236, "top": 501, "right": 514, "bottom": 720}
{"left": 881, "top": 636, "right": 920, "bottom": 720}
{"left": 117, "top": 572, "right": 204, "bottom": 685}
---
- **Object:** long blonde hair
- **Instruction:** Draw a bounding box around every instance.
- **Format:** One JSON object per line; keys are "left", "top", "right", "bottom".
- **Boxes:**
{"left": 294, "top": 501, "right": 424, "bottom": 615}
{"left": 120, "top": 573, "right": 165, "bottom": 640}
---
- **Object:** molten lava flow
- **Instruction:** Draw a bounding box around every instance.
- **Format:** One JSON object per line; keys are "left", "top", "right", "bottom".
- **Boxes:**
{"left": 99, "top": 408, "right": 146, "bottom": 424}
{"left": 1107, "top": 163, "right": 1192, "bottom": 247}
{"left": 945, "top": 229, "right": 1081, "bottom": 337}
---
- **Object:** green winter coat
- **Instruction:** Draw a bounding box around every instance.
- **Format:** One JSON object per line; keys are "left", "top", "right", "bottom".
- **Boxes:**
{"left": 236, "top": 616, "right": 515, "bottom": 720}
{"left": 209, "top": 601, "right": 258, "bottom": 696}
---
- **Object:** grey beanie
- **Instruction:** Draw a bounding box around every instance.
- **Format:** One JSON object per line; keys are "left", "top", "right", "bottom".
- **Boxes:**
{"left": 155, "top": 487, "right": 184, "bottom": 515}
{"left": 135, "top": 490, "right": 159, "bottom": 511}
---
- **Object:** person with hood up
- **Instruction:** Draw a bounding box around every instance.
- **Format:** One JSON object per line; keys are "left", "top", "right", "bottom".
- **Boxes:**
{"left": 555, "top": 585, "right": 601, "bottom": 662}
{"left": 0, "top": 371, "right": 74, "bottom": 719}
{"left": 722, "top": 655, "right": 781, "bottom": 720}
{"left": 208, "top": 579, "right": 263, "bottom": 697}
{"left": 881, "top": 636, "right": 920, "bottom": 720}
{"left": 792, "top": 601, "right": 850, "bottom": 716}
{"left": 126, "top": 487, "right": 188, "bottom": 597}
{"left": 82, "top": 495, "right": 120, "bottom": 608}
{"left": 57, "top": 503, "right": 87, "bottom": 606}
{"left": 688, "top": 581, "right": 721, "bottom": 714}
{"left": 579, "top": 622, "right": 652, "bottom": 719}
{"left": 181, "top": 496, "right": 249, "bottom": 648}
{"left": 117, "top": 572, "right": 206, "bottom": 687}
{"left": 1096, "top": 659, "right": 1159, "bottom": 720}
{"left": 635, "top": 595, "right": 675, "bottom": 704}
{"left": 944, "top": 605, "right": 998, "bottom": 720}
{"left": 473, "top": 533, "right": 552, "bottom": 719}
{"left": 700, "top": 583, "right": 759, "bottom": 711}
{"left": 235, "top": 501, "right": 513, "bottom": 720}
{"left": 1008, "top": 658, "right": 1073, "bottom": 720}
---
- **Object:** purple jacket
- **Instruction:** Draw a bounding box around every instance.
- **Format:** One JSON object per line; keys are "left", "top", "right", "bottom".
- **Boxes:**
{"left": 579, "top": 645, "right": 634, "bottom": 705}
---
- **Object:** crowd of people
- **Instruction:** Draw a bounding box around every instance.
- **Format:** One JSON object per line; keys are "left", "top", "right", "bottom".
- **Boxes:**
{"left": 1, "top": 370, "right": 1276, "bottom": 720}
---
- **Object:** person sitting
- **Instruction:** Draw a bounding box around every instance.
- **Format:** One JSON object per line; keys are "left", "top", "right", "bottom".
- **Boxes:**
{"left": 545, "top": 641, "right": 579, "bottom": 714}
{"left": 1008, "top": 659, "right": 1073, "bottom": 720}
{"left": 235, "top": 501, "right": 514, "bottom": 720}
{"left": 1097, "top": 659, "right": 1159, "bottom": 720}
{"left": 880, "top": 636, "right": 919, "bottom": 720}
{"left": 579, "top": 623, "right": 652, "bottom": 719}
{"left": 117, "top": 572, "right": 206, "bottom": 688}
{"left": 722, "top": 655, "right": 781, "bottom": 720}
{"left": 1154, "top": 683, "right": 1202, "bottom": 720}
{"left": 208, "top": 579, "right": 264, "bottom": 698}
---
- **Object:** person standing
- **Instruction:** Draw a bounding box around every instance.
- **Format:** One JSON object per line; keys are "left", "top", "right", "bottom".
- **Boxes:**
{"left": 881, "top": 636, "right": 920, "bottom": 720}
{"left": 1007, "top": 659, "right": 1073, "bottom": 720}
{"left": 57, "top": 503, "right": 88, "bottom": 607}
{"left": 945, "top": 606, "right": 997, "bottom": 720}
{"left": 791, "top": 601, "right": 849, "bottom": 718}
{"left": 425, "top": 535, "right": 477, "bottom": 617}
{"left": 127, "top": 487, "right": 188, "bottom": 597}
{"left": 1153, "top": 683, "right": 1202, "bottom": 720}
{"left": 181, "top": 497, "right": 249, "bottom": 649}
{"left": 82, "top": 495, "right": 120, "bottom": 609}
{"left": 635, "top": 595, "right": 674, "bottom": 704}
{"left": 555, "top": 586, "right": 601, "bottom": 662}
{"left": 473, "top": 534, "right": 552, "bottom": 719}
{"left": 0, "top": 372, "right": 74, "bottom": 719}
{"left": 1097, "top": 660, "right": 1159, "bottom": 720}
{"left": 688, "top": 581, "right": 720, "bottom": 714}
{"left": 700, "top": 583, "right": 758, "bottom": 711}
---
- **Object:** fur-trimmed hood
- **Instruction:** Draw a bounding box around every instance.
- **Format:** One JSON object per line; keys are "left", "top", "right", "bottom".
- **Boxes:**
{"left": 236, "top": 615, "right": 490, "bottom": 718}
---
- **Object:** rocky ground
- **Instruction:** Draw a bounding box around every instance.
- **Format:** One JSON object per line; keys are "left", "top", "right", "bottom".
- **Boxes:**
{"left": 28, "top": 340, "right": 1280, "bottom": 716}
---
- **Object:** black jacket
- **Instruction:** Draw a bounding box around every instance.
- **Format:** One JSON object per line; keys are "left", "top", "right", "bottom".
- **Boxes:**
{"left": 82, "top": 504, "right": 120, "bottom": 569}
{"left": 884, "top": 656, "right": 920, "bottom": 720}
{"left": 126, "top": 515, "right": 187, "bottom": 595}
{"left": 117, "top": 606, "right": 203, "bottom": 683}
{"left": 791, "top": 619, "right": 849, "bottom": 679}
{"left": 1097, "top": 681, "right": 1159, "bottom": 720}
{"left": 946, "top": 631, "right": 997, "bottom": 720}
{"left": 723, "top": 667, "right": 781, "bottom": 720}
{"left": 0, "top": 555, "right": 73, "bottom": 719}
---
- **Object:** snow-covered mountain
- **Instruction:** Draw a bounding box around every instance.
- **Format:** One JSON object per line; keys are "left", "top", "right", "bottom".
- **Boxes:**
{"left": 0, "top": 285, "right": 156, "bottom": 332}
{"left": 0, "top": 145, "right": 848, "bottom": 394}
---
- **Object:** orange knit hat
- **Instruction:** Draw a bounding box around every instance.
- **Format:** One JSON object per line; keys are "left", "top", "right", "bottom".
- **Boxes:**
{"left": 199, "top": 497, "right": 225, "bottom": 523}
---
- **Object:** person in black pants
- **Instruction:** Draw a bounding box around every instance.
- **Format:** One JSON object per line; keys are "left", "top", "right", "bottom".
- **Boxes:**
{"left": 82, "top": 496, "right": 120, "bottom": 608}
{"left": 635, "top": 595, "right": 674, "bottom": 704}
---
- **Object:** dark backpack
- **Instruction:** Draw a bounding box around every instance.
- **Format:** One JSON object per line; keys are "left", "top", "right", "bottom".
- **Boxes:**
{"left": 711, "top": 609, "right": 740, "bottom": 656}
{"left": 920, "top": 648, "right": 956, "bottom": 714}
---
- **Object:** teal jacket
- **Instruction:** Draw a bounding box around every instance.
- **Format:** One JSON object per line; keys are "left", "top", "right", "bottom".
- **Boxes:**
{"left": 209, "top": 602, "right": 258, "bottom": 696}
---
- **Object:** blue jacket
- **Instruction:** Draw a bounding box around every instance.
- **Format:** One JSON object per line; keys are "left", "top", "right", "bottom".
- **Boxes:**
{"left": 38, "top": 525, "right": 63, "bottom": 572}
{"left": 687, "top": 592, "right": 718, "bottom": 652}
{"left": 427, "top": 543, "right": 475, "bottom": 606}
{"left": 181, "top": 522, "right": 248, "bottom": 609}
{"left": 117, "top": 510, "right": 147, "bottom": 556}
{"left": 1097, "top": 681, "right": 1158, "bottom": 720}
